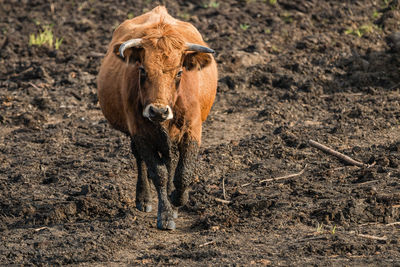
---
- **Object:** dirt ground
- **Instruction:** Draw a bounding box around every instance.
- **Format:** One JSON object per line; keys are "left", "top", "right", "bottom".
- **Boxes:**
{"left": 1, "top": 0, "right": 400, "bottom": 265}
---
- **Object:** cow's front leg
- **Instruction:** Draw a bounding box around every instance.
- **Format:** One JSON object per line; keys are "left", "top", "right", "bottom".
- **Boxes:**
{"left": 131, "top": 139, "right": 152, "bottom": 212}
{"left": 133, "top": 136, "right": 176, "bottom": 230}
{"left": 166, "top": 144, "right": 179, "bottom": 218}
{"left": 171, "top": 136, "right": 200, "bottom": 207}
{"left": 166, "top": 143, "right": 179, "bottom": 195}
{"left": 150, "top": 162, "right": 176, "bottom": 230}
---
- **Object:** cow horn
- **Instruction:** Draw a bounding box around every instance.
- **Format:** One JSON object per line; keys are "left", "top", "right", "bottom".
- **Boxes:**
{"left": 119, "top": 38, "right": 143, "bottom": 58}
{"left": 186, "top": 43, "right": 215, "bottom": 53}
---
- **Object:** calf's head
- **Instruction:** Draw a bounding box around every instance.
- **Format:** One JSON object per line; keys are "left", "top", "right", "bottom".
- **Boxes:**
{"left": 113, "top": 24, "right": 214, "bottom": 123}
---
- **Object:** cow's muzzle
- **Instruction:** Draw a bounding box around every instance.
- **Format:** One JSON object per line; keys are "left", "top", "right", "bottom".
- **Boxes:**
{"left": 143, "top": 104, "right": 173, "bottom": 122}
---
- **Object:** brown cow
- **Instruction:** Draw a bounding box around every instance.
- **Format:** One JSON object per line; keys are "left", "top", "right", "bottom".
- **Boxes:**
{"left": 97, "top": 6, "right": 217, "bottom": 230}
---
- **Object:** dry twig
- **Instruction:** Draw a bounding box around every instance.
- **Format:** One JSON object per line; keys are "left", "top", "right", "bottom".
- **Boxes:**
{"left": 309, "top": 140, "right": 367, "bottom": 167}
{"left": 29, "top": 82, "right": 42, "bottom": 91}
{"left": 357, "top": 233, "right": 387, "bottom": 241}
{"left": 222, "top": 177, "right": 227, "bottom": 200}
{"left": 215, "top": 197, "right": 231, "bottom": 204}
{"left": 259, "top": 165, "right": 307, "bottom": 184}
{"left": 356, "top": 180, "right": 378, "bottom": 186}
{"left": 199, "top": 240, "right": 216, "bottom": 247}
{"left": 349, "top": 231, "right": 388, "bottom": 241}
{"left": 386, "top": 222, "right": 400, "bottom": 226}
{"left": 34, "top": 227, "right": 48, "bottom": 232}
{"left": 88, "top": 51, "right": 105, "bottom": 58}
{"left": 359, "top": 221, "right": 400, "bottom": 227}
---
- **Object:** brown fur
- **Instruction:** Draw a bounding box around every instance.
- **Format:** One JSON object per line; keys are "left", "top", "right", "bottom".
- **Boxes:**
{"left": 97, "top": 5, "right": 217, "bottom": 230}
{"left": 142, "top": 23, "right": 186, "bottom": 53}
{"left": 97, "top": 6, "right": 218, "bottom": 145}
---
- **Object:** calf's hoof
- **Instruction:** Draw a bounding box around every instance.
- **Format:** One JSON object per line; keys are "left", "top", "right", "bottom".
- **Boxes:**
{"left": 136, "top": 202, "right": 152, "bottom": 213}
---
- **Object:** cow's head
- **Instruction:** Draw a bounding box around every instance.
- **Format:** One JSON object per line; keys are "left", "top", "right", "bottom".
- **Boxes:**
{"left": 113, "top": 24, "right": 214, "bottom": 123}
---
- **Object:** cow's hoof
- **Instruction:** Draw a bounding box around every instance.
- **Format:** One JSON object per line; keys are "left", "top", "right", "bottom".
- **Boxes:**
{"left": 157, "top": 219, "right": 176, "bottom": 230}
{"left": 136, "top": 202, "right": 152, "bottom": 213}
{"left": 170, "top": 190, "right": 189, "bottom": 207}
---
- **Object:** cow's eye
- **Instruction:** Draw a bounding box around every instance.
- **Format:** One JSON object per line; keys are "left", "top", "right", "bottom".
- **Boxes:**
{"left": 139, "top": 66, "right": 146, "bottom": 84}
{"left": 139, "top": 66, "right": 146, "bottom": 77}
{"left": 176, "top": 70, "right": 183, "bottom": 78}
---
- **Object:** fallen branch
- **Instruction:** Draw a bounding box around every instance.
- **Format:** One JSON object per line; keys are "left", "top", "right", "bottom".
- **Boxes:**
{"left": 259, "top": 165, "right": 307, "bottom": 184}
{"left": 309, "top": 140, "right": 367, "bottom": 167}
{"left": 215, "top": 197, "right": 231, "bottom": 204}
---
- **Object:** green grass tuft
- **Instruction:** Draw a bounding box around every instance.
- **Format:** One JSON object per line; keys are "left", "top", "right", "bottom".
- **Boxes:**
{"left": 240, "top": 23, "right": 250, "bottom": 30}
{"left": 203, "top": 1, "right": 219, "bottom": 8}
{"left": 29, "top": 24, "right": 63, "bottom": 50}
{"left": 345, "top": 24, "right": 375, "bottom": 38}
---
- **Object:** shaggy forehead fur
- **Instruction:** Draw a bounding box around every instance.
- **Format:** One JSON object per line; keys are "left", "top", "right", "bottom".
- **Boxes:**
{"left": 141, "top": 22, "right": 186, "bottom": 70}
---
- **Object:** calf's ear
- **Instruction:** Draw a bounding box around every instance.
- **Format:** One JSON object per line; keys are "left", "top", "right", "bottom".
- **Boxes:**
{"left": 183, "top": 52, "right": 212, "bottom": 71}
{"left": 113, "top": 43, "right": 144, "bottom": 64}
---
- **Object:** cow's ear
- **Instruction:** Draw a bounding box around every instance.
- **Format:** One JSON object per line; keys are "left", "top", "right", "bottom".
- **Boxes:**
{"left": 183, "top": 52, "right": 212, "bottom": 71}
{"left": 113, "top": 43, "right": 144, "bottom": 64}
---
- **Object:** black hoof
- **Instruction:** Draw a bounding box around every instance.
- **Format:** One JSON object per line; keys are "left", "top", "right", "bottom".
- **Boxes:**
{"left": 157, "top": 219, "right": 176, "bottom": 230}
{"left": 136, "top": 202, "right": 152, "bottom": 212}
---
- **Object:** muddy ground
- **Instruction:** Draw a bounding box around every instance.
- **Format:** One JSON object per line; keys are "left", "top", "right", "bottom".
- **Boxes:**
{"left": 1, "top": 0, "right": 400, "bottom": 265}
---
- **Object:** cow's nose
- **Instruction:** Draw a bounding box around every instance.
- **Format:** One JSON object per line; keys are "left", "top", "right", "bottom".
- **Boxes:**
{"left": 148, "top": 105, "right": 168, "bottom": 117}
{"left": 143, "top": 104, "right": 173, "bottom": 121}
